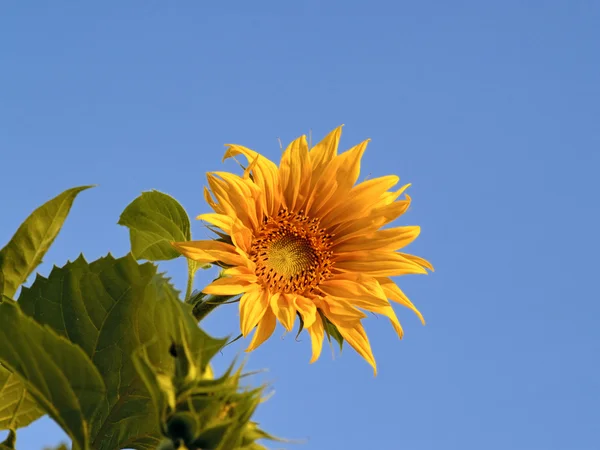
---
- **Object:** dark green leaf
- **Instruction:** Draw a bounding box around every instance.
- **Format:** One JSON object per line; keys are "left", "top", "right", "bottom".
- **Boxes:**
{"left": 0, "top": 301, "right": 106, "bottom": 450}
{"left": 118, "top": 190, "right": 191, "bottom": 261}
{"left": 0, "top": 186, "right": 92, "bottom": 297}
{"left": 18, "top": 254, "right": 226, "bottom": 450}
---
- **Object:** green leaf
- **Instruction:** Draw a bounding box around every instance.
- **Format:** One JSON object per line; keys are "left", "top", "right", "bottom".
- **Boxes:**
{"left": 18, "top": 254, "right": 226, "bottom": 450}
{"left": 0, "top": 185, "right": 92, "bottom": 298}
{"left": 0, "top": 295, "right": 43, "bottom": 431}
{"left": 0, "top": 365, "right": 44, "bottom": 431}
{"left": 0, "top": 301, "right": 106, "bottom": 450}
{"left": 118, "top": 190, "right": 191, "bottom": 261}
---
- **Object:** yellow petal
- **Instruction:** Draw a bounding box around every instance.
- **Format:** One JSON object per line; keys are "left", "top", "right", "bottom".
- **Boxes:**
{"left": 196, "top": 213, "right": 235, "bottom": 234}
{"left": 246, "top": 306, "right": 277, "bottom": 352}
{"left": 334, "top": 226, "right": 421, "bottom": 252}
{"left": 309, "top": 125, "right": 342, "bottom": 178}
{"left": 373, "top": 182, "right": 412, "bottom": 208}
{"left": 230, "top": 219, "right": 254, "bottom": 253}
{"left": 317, "top": 297, "right": 366, "bottom": 326}
{"left": 334, "top": 251, "right": 428, "bottom": 277}
{"left": 171, "top": 240, "right": 248, "bottom": 266}
{"left": 312, "top": 140, "right": 370, "bottom": 219}
{"left": 222, "top": 265, "right": 256, "bottom": 277}
{"left": 239, "top": 289, "right": 270, "bottom": 336}
{"left": 303, "top": 126, "right": 343, "bottom": 213}
{"left": 202, "top": 275, "right": 259, "bottom": 296}
{"left": 332, "top": 196, "right": 411, "bottom": 240}
{"left": 223, "top": 144, "right": 281, "bottom": 217}
{"left": 207, "top": 172, "right": 260, "bottom": 231}
{"left": 278, "top": 135, "right": 311, "bottom": 212}
{"left": 377, "top": 277, "right": 425, "bottom": 325}
{"left": 398, "top": 252, "right": 434, "bottom": 272}
{"left": 294, "top": 295, "right": 317, "bottom": 328}
{"left": 361, "top": 302, "right": 404, "bottom": 339}
{"left": 319, "top": 276, "right": 389, "bottom": 309}
{"left": 203, "top": 186, "right": 222, "bottom": 214}
{"left": 306, "top": 313, "right": 325, "bottom": 363}
{"left": 271, "top": 293, "right": 296, "bottom": 331}
{"left": 336, "top": 322, "right": 377, "bottom": 375}
{"left": 321, "top": 176, "right": 400, "bottom": 228}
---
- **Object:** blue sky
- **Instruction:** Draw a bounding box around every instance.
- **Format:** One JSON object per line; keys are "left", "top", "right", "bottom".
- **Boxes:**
{"left": 1, "top": 2, "right": 599, "bottom": 449}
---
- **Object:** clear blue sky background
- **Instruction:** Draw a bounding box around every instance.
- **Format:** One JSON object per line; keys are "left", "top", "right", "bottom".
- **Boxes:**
{"left": 1, "top": 2, "right": 599, "bottom": 449}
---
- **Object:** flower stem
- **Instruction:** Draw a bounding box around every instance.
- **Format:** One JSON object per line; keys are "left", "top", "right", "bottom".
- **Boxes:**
{"left": 192, "top": 294, "right": 237, "bottom": 322}
{"left": 184, "top": 259, "right": 197, "bottom": 303}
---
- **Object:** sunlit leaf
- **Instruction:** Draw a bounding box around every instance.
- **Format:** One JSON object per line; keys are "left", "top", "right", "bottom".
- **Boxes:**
{"left": 0, "top": 296, "right": 44, "bottom": 431}
{"left": 118, "top": 190, "right": 191, "bottom": 261}
{"left": 0, "top": 366, "right": 44, "bottom": 431}
{"left": 18, "top": 254, "right": 226, "bottom": 450}
{"left": 0, "top": 301, "right": 106, "bottom": 450}
{"left": 0, "top": 186, "right": 92, "bottom": 298}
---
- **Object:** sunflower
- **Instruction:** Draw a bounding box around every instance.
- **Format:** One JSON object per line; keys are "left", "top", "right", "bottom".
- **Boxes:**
{"left": 172, "top": 126, "right": 432, "bottom": 374}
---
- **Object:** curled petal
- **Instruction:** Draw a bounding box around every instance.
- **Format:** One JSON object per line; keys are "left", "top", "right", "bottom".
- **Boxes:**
{"left": 246, "top": 306, "right": 277, "bottom": 352}
{"left": 223, "top": 144, "right": 281, "bottom": 216}
{"left": 377, "top": 277, "right": 426, "bottom": 324}
{"left": 271, "top": 293, "right": 296, "bottom": 331}
{"left": 336, "top": 323, "right": 377, "bottom": 376}
{"left": 319, "top": 276, "right": 389, "bottom": 309}
{"left": 318, "top": 297, "right": 366, "bottom": 326}
{"left": 294, "top": 295, "right": 317, "bottom": 329}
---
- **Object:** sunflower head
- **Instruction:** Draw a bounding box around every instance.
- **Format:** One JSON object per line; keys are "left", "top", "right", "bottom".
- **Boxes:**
{"left": 173, "top": 126, "right": 433, "bottom": 374}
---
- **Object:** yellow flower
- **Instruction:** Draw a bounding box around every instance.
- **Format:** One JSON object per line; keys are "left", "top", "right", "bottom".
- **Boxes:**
{"left": 172, "top": 126, "right": 433, "bottom": 374}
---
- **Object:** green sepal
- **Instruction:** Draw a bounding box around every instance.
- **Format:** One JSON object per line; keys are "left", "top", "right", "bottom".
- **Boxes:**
{"left": 320, "top": 311, "right": 344, "bottom": 351}
{"left": 166, "top": 412, "right": 198, "bottom": 446}
{"left": 295, "top": 312, "right": 305, "bottom": 341}
{"left": 0, "top": 430, "right": 16, "bottom": 449}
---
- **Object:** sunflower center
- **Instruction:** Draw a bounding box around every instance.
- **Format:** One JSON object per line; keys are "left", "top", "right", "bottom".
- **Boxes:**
{"left": 250, "top": 208, "right": 334, "bottom": 294}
